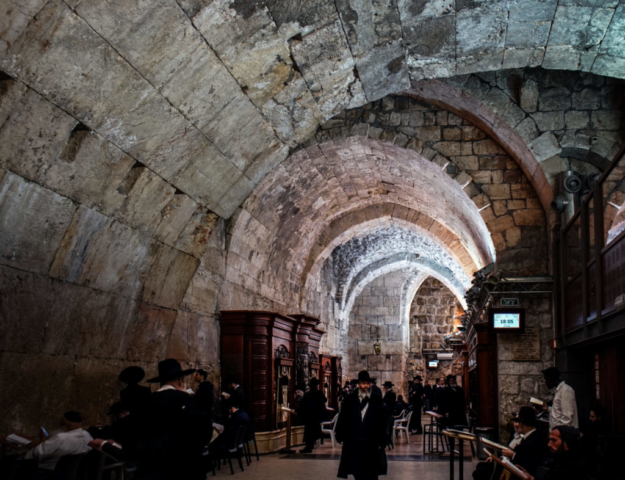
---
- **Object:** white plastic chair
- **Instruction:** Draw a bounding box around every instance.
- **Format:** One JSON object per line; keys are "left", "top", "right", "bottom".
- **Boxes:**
{"left": 391, "top": 410, "right": 406, "bottom": 447}
{"left": 321, "top": 413, "right": 340, "bottom": 448}
{"left": 394, "top": 411, "right": 413, "bottom": 444}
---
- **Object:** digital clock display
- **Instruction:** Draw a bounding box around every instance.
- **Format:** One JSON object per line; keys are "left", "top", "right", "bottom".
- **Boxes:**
{"left": 493, "top": 312, "right": 520, "bottom": 328}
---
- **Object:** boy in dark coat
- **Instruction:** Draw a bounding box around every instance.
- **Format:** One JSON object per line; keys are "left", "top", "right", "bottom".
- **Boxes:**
{"left": 336, "top": 371, "right": 388, "bottom": 480}
{"left": 298, "top": 378, "right": 326, "bottom": 453}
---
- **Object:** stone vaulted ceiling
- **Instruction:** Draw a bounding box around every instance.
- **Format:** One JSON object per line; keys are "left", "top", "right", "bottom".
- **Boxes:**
{"left": 2, "top": 0, "right": 624, "bottom": 223}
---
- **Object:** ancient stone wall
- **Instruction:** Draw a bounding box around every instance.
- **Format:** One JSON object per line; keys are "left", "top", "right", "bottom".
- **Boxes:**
{"left": 345, "top": 270, "right": 411, "bottom": 397}
{"left": 407, "top": 277, "right": 461, "bottom": 384}
{"left": 494, "top": 293, "right": 554, "bottom": 442}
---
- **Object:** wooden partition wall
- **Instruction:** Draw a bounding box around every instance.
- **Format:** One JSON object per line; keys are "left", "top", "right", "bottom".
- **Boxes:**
{"left": 220, "top": 311, "right": 326, "bottom": 432}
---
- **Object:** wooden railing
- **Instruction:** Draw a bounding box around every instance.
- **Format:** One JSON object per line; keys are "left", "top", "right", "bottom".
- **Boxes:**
{"left": 558, "top": 145, "right": 625, "bottom": 340}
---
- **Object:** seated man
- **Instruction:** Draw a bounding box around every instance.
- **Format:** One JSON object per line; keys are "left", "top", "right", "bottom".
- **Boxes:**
{"left": 24, "top": 411, "right": 92, "bottom": 471}
{"left": 500, "top": 407, "right": 548, "bottom": 476}
{"left": 473, "top": 408, "right": 532, "bottom": 480}
{"left": 210, "top": 401, "right": 250, "bottom": 454}
{"left": 522, "top": 425, "right": 590, "bottom": 480}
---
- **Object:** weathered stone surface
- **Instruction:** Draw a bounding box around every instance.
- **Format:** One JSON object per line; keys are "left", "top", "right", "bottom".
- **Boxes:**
{"left": 530, "top": 132, "right": 562, "bottom": 162}
{"left": 520, "top": 81, "right": 539, "bottom": 112}
{"left": 122, "top": 303, "right": 178, "bottom": 362}
{"left": 532, "top": 111, "right": 565, "bottom": 131}
{"left": 118, "top": 167, "right": 176, "bottom": 234}
{"left": 0, "top": 0, "right": 47, "bottom": 56}
{"left": 143, "top": 244, "right": 199, "bottom": 309}
{"left": 155, "top": 194, "right": 199, "bottom": 247}
{"left": 0, "top": 89, "right": 76, "bottom": 183}
{"left": 50, "top": 206, "right": 157, "bottom": 298}
{"left": 336, "top": 0, "right": 409, "bottom": 101}
{"left": 291, "top": 19, "right": 367, "bottom": 119}
{"left": 0, "top": 171, "right": 76, "bottom": 275}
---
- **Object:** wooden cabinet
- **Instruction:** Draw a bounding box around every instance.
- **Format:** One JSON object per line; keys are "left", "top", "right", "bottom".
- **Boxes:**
{"left": 467, "top": 323, "right": 499, "bottom": 432}
{"left": 220, "top": 311, "right": 326, "bottom": 432}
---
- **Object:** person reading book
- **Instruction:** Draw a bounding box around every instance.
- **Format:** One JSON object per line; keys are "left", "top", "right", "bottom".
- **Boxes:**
{"left": 473, "top": 408, "right": 543, "bottom": 480}
{"left": 519, "top": 425, "right": 589, "bottom": 480}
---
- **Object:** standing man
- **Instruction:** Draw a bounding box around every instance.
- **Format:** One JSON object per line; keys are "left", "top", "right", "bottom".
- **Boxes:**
{"left": 541, "top": 367, "right": 578, "bottom": 430}
{"left": 382, "top": 381, "right": 396, "bottom": 411}
{"left": 423, "top": 380, "right": 433, "bottom": 412}
{"left": 446, "top": 375, "right": 467, "bottom": 427}
{"left": 409, "top": 376, "right": 424, "bottom": 434}
{"left": 336, "top": 371, "right": 388, "bottom": 480}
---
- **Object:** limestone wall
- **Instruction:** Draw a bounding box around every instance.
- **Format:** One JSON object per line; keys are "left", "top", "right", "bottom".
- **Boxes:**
{"left": 345, "top": 270, "right": 411, "bottom": 397}
{"left": 407, "top": 277, "right": 462, "bottom": 384}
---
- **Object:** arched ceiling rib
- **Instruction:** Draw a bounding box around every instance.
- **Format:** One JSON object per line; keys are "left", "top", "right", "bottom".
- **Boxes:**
{"left": 331, "top": 226, "right": 470, "bottom": 309}
{"left": 302, "top": 207, "right": 482, "bottom": 293}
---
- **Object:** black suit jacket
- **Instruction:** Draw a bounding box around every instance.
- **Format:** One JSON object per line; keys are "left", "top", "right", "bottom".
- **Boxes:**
{"left": 383, "top": 390, "right": 396, "bottom": 410}
{"left": 336, "top": 392, "right": 388, "bottom": 480}
{"left": 222, "top": 409, "right": 250, "bottom": 450}
{"left": 433, "top": 386, "right": 448, "bottom": 415}
{"left": 513, "top": 430, "right": 548, "bottom": 476}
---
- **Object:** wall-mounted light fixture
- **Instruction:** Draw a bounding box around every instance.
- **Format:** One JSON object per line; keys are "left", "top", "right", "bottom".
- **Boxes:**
{"left": 374, "top": 341, "right": 381, "bottom": 355}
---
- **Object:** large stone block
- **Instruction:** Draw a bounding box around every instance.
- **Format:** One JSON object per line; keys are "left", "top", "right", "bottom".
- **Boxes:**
{"left": 0, "top": 352, "right": 76, "bottom": 434}
{"left": 143, "top": 244, "right": 200, "bottom": 309}
{"left": 0, "top": 171, "right": 76, "bottom": 275}
{"left": 50, "top": 206, "right": 157, "bottom": 298}
{"left": 336, "top": 0, "right": 409, "bottom": 101}
{"left": 290, "top": 19, "right": 367, "bottom": 120}
{"left": 122, "top": 303, "right": 178, "bottom": 362}
{"left": 44, "top": 131, "right": 135, "bottom": 216}
{"left": 0, "top": 89, "right": 76, "bottom": 183}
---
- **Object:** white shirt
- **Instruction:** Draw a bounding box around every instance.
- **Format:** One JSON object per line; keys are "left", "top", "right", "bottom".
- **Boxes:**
{"left": 549, "top": 381, "right": 579, "bottom": 430}
{"left": 25, "top": 429, "right": 92, "bottom": 470}
{"left": 358, "top": 390, "right": 371, "bottom": 420}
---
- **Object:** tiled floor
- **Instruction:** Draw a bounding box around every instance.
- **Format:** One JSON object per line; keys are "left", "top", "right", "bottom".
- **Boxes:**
{"left": 213, "top": 416, "right": 476, "bottom": 480}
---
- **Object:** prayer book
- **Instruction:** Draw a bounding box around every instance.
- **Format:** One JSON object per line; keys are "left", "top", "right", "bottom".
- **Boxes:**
{"left": 480, "top": 437, "right": 508, "bottom": 450}
{"left": 501, "top": 457, "right": 530, "bottom": 479}
{"left": 6, "top": 434, "right": 31, "bottom": 446}
{"left": 530, "top": 397, "right": 544, "bottom": 405}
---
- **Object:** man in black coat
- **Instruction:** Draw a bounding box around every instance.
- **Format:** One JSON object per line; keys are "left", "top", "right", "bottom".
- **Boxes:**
{"left": 381, "top": 381, "right": 396, "bottom": 411}
{"left": 409, "top": 376, "right": 424, "bottom": 434}
{"left": 522, "top": 426, "right": 590, "bottom": 480}
{"left": 140, "top": 358, "right": 197, "bottom": 480}
{"left": 336, "top": 370, "right": 388, "bottom": 480}
{"left": 298, "top": 378, "right": 326, "bottom": 453}
{"left": 423, "top": 380, "right": 433, "bottom": 412}
{"left": 502, "top": 407, "right": 549, "bottom": 475}
{"left": 446, "top": 375, "right": 467, "bottom": 427}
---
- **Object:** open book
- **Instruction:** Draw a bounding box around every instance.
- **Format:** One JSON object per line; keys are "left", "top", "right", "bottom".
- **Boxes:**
{"left": 483, "top": 448, "right": 529, "bottom": 480}
{"left": 445, "top": 428, "right": 477, "bottom": 440}
{"left": 530, "top": 397, "right": 544, "bottom": 406}
{"left": 6, "top": 434, "right": 31, "bottom": 446}
{"left": 480, "top": 437, "right": 508, "bottom": 450}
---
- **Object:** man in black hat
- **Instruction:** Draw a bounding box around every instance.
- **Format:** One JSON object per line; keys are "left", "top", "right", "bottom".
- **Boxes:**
{"left": 501, "top": 407, "right": 548, "bottom": 476}
{"left": 381, "top": 381, "right": 396, "bottom": 411}
{"left": 409, "top": 376, "right": 424, "bottom": 434}
{"left": 541, "top": 367, "right": 578, "bottom": 431}
{"left": 446, "top": 374, "right": 467, "bottom": 427}
{"left": 139, "top": 359, "right": 196, "bottom": 479}
{"left": 119, "top": 366, "right": 151, "bottom": 412}
{"left": 336, "top": 371, "right": 388, "bottom": 480}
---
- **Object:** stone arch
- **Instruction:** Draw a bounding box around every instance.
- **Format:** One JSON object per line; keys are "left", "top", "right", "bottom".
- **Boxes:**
{"left": 302, "top": 207, "right": 482, "bottom": 295}
{"left": 341, "top": 256, "right": 467, "bottom": 322}
{"left": 405, "top": 80, "right": 553, "bottom": 211}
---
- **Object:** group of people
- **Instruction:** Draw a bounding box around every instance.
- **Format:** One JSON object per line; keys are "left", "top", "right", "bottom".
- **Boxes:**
{"left": 1, "top": 359, "right": 250, "bottom": 480}
{"left": 473, "top": 366, "right": 609, "bottom": 480}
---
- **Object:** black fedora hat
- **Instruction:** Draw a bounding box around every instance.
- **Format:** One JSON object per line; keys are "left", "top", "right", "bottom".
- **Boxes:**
{"left": 147, "top": 359, "right": 195, "bottom": 383}
{"left": 382, "top": 381, "right": 394, "bottom": 388}
{"left": 119, "top": 366, "right": 145, "bottom": 384}
{"left": 357, "top": 370, "right": 373, "bottom": 382}
{"left": 511, "top": 406, "right": 536, "bottom": 426}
